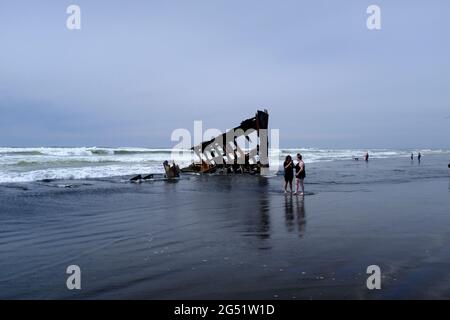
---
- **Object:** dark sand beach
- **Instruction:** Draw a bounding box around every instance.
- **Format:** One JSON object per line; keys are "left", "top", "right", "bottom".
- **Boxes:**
{"left": 1, "top": 155, "right": 449, "bottom": 299}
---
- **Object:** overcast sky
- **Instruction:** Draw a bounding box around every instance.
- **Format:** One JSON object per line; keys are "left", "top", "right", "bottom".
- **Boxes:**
{"left": 0, "top": 0, "right": 449, "bottom": 148}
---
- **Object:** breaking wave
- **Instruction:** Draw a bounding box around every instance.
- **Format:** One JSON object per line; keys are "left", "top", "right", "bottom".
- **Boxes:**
{"left": 0, "top": 147, "right": 449, "bottom": 183}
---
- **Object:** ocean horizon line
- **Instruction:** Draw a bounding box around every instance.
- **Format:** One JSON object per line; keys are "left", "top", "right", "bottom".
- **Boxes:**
{"left": 1, "top": 146, "right": 449, "bottom": 151}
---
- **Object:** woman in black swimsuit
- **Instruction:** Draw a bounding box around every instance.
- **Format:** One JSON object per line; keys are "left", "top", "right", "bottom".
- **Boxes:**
{"left": 295, "top": 153, "right": 306, "bottom": 195}
{"left": 283, "top": 155, "right": 294, "bottom": 193}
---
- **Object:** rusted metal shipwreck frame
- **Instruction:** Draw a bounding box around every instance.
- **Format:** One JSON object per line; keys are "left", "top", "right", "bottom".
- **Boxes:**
{"left": 181, "top": 110, "right": 270, "bottom": 174}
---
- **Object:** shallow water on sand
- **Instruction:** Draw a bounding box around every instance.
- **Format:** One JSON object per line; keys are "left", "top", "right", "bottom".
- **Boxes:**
{"left": 0, "top": 155, "right": 449, "bottom": 299}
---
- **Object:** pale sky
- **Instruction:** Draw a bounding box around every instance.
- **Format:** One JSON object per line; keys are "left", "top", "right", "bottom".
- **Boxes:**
{"left": 1, "top": 0, "right": 449, "bottom": 148}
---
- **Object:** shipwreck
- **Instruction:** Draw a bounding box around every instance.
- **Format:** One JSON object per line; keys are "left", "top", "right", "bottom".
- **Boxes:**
{"left": 131, "top": 110, "right": 270, "bottom": 182}
{"left": 180, "top": 109, "right": 270, "bottom": 175}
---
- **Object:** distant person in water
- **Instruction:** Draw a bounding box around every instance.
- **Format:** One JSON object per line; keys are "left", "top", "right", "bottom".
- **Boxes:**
{"left": 364, "top": 152, "right": 369, "bottom": 161}
{"left": 418, "top": 152, "right": 422, "bottom": 162}
{"left": 411, "top": 153, "right": 414, "bottom": 161}
{"left": 283, "top": 155, "right": 294, "bottom": 193}
{"left": 295, "top": 153, "right": 306, "bottom": 196}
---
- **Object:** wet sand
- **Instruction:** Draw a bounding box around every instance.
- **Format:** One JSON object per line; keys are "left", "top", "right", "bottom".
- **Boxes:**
{"left": 1, "top": 156, "right": 450, "bottom": 299}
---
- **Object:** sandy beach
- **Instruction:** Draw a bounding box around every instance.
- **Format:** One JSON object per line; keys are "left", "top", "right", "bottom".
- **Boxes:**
{"left": 1, "top": 154, "right": 449, "bottom": 299}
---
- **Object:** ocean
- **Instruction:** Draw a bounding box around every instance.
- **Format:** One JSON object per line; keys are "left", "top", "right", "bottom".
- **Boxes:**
{"left": 1, "top": 147, "right": 448, "bottom": 183}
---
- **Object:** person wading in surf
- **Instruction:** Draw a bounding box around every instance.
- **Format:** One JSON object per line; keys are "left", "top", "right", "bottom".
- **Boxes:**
{"left": 295, "top": 153, "right": 306, "bottom": 196}
{"left": 283, "top": 155, "right": 294, "bottom": 194}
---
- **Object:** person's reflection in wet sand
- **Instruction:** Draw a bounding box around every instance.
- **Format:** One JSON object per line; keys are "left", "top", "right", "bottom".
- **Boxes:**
{"left": 295, "top": 196, "right": 306, "bottom": 237}
{"left": 257, "top": 177, "right": 271, "bottom": 239}
{"left": 284, "top": 195, "right": 306, "bottom": 237}
{"left": 284, "top": 195, "right": 295, "bottom": 232}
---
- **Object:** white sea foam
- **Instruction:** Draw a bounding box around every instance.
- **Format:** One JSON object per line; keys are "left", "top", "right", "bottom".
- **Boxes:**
{"left": 0, "top": 147, "right": 449, "bottom": 183}
{"left": 0, "top": 164, "right": 164, "bottom": 183}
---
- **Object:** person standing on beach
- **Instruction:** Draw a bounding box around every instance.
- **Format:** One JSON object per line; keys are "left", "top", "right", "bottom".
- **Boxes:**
{"left": 418, "top": 152, "right": 422, "bottom": 162}
{"left": 283, "top": 155, "right": 294, "bottom": 194}
{"left": 364, "top": 152, "right": 369, "bottom": 161}
{"left": 411, "top": 153, "right": 414, "bottom": 161}
{"left": 295, "top": 153, "right": 306, "bottom": 196}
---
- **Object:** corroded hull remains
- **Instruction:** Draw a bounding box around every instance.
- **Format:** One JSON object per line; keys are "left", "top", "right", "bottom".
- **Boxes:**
{"left": 182, "top": 110, "right": 269, "bottom": 174}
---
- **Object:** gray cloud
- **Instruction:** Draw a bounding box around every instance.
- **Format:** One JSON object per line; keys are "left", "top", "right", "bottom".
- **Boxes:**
{"left": 1, "top": 0, "right": 450, "bottom": 148}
